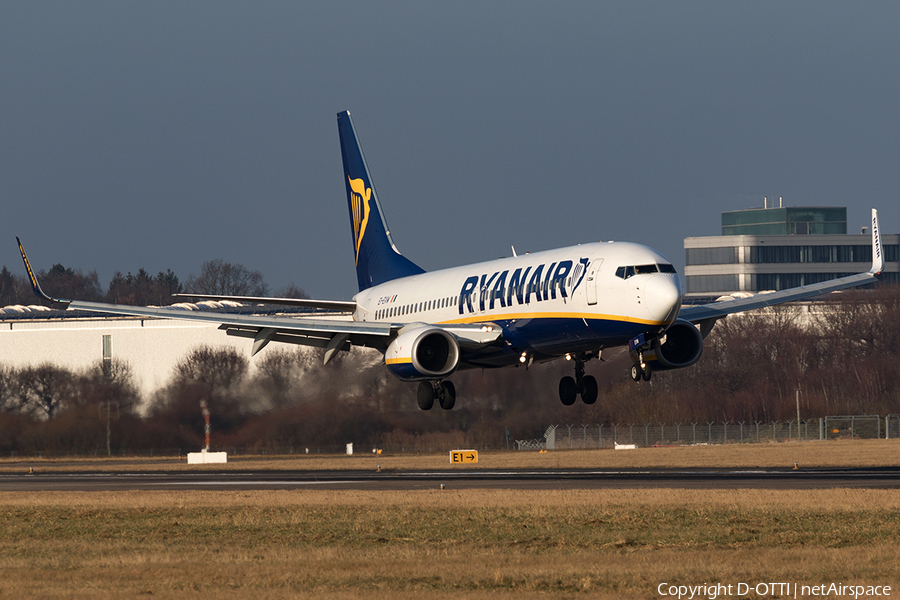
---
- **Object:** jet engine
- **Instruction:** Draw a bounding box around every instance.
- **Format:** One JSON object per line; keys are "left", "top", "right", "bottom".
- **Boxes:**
{"left": 385, "top": 326, "right": 460, "bottom": 381}
{"left": 629, "top": 319, "right": 704, "bottom": 372}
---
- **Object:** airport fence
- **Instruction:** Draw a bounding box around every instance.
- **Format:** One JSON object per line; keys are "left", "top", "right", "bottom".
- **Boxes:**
{"left": 6, "top": 415, "right": 900, "bottom": 458}
{"left": 516, "top": 415, "right": 898, "bottom": 450}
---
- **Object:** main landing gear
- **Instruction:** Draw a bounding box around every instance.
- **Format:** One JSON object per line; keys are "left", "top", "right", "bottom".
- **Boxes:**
{"left": 417, "top": 380, "right": 456, "bottom": 410}
{"left": 558, "top": 353, "right": 598, "bottom": 406}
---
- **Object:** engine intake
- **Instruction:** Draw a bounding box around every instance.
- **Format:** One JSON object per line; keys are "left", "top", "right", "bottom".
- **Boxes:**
{"left": 385, "top": 326, "right": 460, "bottom": 381}
{"left": 629, "top": 319, "right": 704, "bottom": 372}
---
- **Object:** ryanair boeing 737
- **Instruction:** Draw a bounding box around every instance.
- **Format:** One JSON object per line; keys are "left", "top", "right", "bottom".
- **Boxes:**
{"left": 19, "top": 111, "right": 885, "bottom": 410}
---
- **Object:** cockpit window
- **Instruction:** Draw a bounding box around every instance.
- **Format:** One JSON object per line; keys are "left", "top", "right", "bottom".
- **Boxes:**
{"left": 616, "top": 263, "right": 676, "bottom": 279}
{"left": 615, "top": 266, "right": 636, "bottom": 279}
{"left": 658, "top": 263, "right": 676, "bottom": 274}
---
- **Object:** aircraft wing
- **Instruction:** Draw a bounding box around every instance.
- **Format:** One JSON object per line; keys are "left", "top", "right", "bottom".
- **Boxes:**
{"left": 17, "top": 238, "right": 502, "bottom": 360}
{"left": 679, "top": 208, "right": 884, "bottom": 324}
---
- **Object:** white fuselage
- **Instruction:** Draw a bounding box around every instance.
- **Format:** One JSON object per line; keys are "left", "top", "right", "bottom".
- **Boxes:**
{"left": 352, "top": 241, "right": 682, "bottom": 368}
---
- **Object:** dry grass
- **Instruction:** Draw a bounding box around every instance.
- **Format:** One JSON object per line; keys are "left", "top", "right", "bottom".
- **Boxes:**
{"left": 2, "top": 443, "right": 899, "bottom": 597}
{"left": 2, "top": 489, "right": 899, "bottom": 599}
{"left": 3, "top": 438, "right": 900, "bottom": 472}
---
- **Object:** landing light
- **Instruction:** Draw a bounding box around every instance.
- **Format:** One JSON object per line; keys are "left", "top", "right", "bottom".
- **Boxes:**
{"left": 481, "top": 326, "right": 493, "bottom": 332}
{"left": 565, "top": 353, "right": 572, "bottom": 361}
{"left": 519, "top": 353, "right": 528, "bottom": 364}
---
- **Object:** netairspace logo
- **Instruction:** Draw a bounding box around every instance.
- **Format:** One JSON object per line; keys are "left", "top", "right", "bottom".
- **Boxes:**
{"left": 657, "top": 582, "right": 892, "bottom": 599}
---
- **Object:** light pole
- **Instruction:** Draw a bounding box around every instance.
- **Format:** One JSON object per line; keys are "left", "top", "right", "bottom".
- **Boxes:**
{"left": 200, "top": 399, "right": 211, "bottom": 451}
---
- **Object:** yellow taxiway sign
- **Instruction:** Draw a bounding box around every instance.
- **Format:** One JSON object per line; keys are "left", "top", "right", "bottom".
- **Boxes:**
{"left": 450, "top": 450, "right": 478, "bottom": 464}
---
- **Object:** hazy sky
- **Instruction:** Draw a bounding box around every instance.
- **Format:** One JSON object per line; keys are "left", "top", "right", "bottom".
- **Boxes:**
{"left": 2, "top": 2, "right": 898, "bottom": 300}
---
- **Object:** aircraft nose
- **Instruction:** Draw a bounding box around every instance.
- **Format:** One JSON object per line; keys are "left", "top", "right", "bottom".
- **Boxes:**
{"left": 645, "top": 274, "right": 682, "bottom": 322}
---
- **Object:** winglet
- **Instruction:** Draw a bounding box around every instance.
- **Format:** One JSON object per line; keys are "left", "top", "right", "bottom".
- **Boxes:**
{"left": 870, "top": 209, "right": 884, "bottom": 275}
{"left": 16, "top": 237, "right": 69, "bottom": 306}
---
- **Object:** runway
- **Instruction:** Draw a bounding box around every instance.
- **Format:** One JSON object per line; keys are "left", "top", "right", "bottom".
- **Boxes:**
{"left": 2, "top": 467, "right": 899, "bottom": 492}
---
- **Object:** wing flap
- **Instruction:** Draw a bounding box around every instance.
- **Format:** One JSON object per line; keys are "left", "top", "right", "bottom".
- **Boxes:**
{"left": 221, "top": 325, "right": 353, "bottom": 352}
{"left": 62, "top": 299, "right": 391, "bottom": 337}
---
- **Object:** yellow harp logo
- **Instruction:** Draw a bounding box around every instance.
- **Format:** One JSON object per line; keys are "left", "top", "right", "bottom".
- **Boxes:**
{"left": 348, "top": 177, "right": 372, "bottom": 264}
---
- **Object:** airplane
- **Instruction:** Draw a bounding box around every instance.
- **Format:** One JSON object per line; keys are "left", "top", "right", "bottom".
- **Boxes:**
{"left": 19, "top": 110, "right": 885, "bottom": 411}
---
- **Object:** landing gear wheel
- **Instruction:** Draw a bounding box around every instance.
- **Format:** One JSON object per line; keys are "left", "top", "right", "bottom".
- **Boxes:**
{"left": 579, "top": 375, "right": 598, "bottom": 404}
{"left": 417, "top": 381, "right": 435, "bottom": 410}
{"left": 559, "top": 376, "right": 577, "bottom": 406}
{"left": 641, "top": 364, "right": 652, "bottom": 381}
{"left": 630, "top": 364, "right": 641, "bottom": 382}
{"left": 438, "top": 381, "right": 456, "bottom": 410}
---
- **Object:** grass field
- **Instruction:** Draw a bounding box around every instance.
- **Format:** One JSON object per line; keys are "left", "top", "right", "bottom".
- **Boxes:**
{"left": 2, "top": 441, "right": 899, "bottom": 598}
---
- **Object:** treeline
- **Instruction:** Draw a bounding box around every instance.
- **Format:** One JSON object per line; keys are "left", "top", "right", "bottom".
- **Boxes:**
{"left": 2, "top": 285, "right": 899, "bottom": 456}
{"left": 0, "top": 259, "right": 307, "bottom": 308}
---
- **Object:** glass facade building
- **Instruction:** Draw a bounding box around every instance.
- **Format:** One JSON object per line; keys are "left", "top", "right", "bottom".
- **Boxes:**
{"left": 721, "top": 207, "right": 847, "bottom": 236}
{"left": 684, "top": 206, "right": 899, "bottom": 299}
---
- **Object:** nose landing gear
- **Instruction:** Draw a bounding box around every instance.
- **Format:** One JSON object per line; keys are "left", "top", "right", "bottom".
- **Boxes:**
{"left": 630, "top": 359, "right": 652, "bottom": 382}
{"left": 559, "top": 353, "right": 598, "bottom": 405}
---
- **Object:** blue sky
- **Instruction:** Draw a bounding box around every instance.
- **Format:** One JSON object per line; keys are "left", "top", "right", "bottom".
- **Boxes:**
{"left": 2, "top": 2, "right": 898, "bottom": 299}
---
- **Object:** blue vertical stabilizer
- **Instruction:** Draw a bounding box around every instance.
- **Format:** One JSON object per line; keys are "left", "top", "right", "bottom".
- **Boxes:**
{"left": 337, "top": 111, "right": 425, "bottom": 291}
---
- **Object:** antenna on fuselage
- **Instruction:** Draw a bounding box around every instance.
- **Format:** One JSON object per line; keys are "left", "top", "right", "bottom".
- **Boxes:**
{"left": 511, "top": 246, "right": 518, "bottom": 257}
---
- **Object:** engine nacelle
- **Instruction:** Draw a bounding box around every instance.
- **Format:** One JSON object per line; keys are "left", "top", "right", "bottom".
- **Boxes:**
{"left": 629, "top": 319, "right": 704, "bottom": 372}
{"left": 385, "top": 326, "right": 460, "bottom": 381}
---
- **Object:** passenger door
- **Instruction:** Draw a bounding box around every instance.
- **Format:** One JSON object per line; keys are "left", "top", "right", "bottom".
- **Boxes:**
{"left": 585, "top": 258, "right": 603, "bottom": 305}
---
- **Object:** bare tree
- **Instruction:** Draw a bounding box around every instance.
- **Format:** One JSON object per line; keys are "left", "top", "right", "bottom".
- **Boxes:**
{"left": 15, "top": 364, "right": 77, "bottom": 420}
{"left": 0, "top": 366, "right": 24, "bottom": 413}
{"left": 184, "top": 259, "right": 268, "bottom": 296}
{"left": 273, "top": 283, "right": 310, "bottom": 300}
{"left": 76, "top": 360, "right": 140, "bottom": 413}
